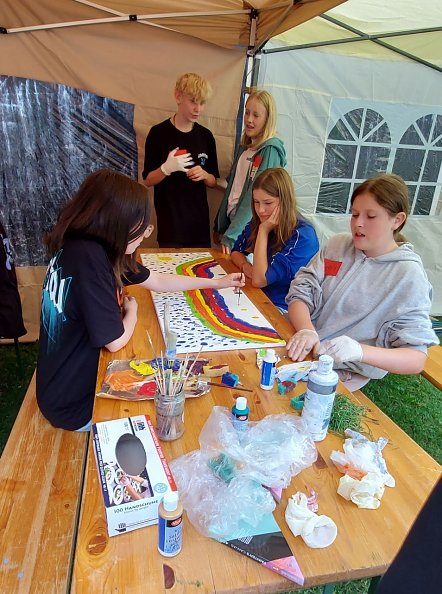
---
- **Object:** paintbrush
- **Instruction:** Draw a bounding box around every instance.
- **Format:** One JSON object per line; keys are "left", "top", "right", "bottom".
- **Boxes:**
{"left": 235, "top": 264, "right": 245, "bottom": 306}
{"left": 146, "top": 330, "right": 157, "bottom": 359}
{"left": 165, "top": 330, "right": 177, "bottom": 369}
{"left": 204, "top": 381, "right": 254, "bottom": 393}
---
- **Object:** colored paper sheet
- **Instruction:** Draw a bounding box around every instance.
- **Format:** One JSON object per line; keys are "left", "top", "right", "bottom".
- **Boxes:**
{"left": 217, "top": 512, "right": 304, "bottom": 586}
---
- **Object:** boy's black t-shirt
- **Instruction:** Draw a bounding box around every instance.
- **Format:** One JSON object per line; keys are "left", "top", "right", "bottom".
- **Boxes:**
{"left": 142, "top": 119, "right": 219, "bottom": 246}
{"left": 36, "top": 238, "right": 149, "bottom": 430}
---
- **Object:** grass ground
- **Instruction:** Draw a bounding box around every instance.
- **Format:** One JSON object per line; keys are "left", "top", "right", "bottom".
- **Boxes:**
{"left": 0, "top": 341, "right": 440, "bottom": 593}
{"left": 0, "top": 342, "right": 39, "bottom": 454}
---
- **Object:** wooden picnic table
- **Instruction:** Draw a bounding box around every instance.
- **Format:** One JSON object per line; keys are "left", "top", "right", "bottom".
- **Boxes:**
{"left": 70, "top": 249, "right": 441, "bottom": 593}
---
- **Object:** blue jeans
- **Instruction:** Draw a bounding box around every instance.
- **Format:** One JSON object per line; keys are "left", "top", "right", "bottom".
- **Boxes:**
{"left": 75, "top": 419, "right": 92, "bottom": 432}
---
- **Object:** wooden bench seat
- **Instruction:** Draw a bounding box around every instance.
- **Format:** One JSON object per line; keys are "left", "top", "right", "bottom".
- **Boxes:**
{"left": 422, "top": 345, "right": 442, "bottom": 391}
{"left": 0, "top": 372, "right": 88, "bottom": 594}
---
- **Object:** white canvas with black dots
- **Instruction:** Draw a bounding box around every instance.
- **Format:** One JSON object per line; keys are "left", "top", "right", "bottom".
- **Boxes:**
{"left": 140, "top": 252, "right": 285, "bottom": 354}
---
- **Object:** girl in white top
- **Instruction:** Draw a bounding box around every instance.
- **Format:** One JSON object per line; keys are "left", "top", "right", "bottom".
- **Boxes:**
{"left": 215, "top": 90, "right": 287, "bottom": 253}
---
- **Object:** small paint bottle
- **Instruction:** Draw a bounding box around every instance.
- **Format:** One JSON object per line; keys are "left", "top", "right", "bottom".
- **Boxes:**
{"left": 231, "top": 396, "right": 249, "bottom": 431}
{"left": 158, "top": 490, "right": 183, "bottom": 557}
{"left": 302, "top": 354, "right": 338, "bottom": 441}
{"left": 260, "top": 348, "right": 278, "bottom": 390}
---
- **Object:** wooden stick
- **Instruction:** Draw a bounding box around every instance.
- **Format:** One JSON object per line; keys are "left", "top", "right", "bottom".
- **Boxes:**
{"left": 173, "top": 353, "right": 189, "bottom": 396}
{"left": 146, "top": 330, "right": 157, "bottom": 359}
{"left": 183, "top": 346, "right": 203, "bottom": 385}
{"left": 159, "top": 350, "right": 166, "bottom": 394}
{"left": 206, "top": 381, "right": 254, "bottom": 393}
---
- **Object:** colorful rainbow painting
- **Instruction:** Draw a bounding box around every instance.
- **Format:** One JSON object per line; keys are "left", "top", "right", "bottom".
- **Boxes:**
{"left": 140, "top": 252, "right": 285, "bottom": 354}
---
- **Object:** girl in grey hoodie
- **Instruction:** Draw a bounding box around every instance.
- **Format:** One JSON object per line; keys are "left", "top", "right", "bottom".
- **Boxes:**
{"left": 285, "top": 173, "right": 438, "bottom": 389}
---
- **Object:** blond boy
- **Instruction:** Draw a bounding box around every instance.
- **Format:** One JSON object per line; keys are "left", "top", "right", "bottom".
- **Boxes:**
{"left": 143, "top": 73, "right": 219, "bottom": 247}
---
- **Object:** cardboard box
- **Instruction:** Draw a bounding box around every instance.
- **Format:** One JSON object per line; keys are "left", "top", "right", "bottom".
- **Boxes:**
{"left": 92, "top": 415, "right": 176, "bottom": 537}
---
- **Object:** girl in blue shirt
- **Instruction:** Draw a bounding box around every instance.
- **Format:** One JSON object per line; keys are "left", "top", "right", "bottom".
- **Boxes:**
{"left": 231, "top": 168, "right": 319, "bottom": 312}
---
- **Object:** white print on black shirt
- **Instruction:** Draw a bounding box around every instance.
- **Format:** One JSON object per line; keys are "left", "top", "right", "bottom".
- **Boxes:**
{"left": 198, "top": 152, "right": 208, "bottom": 166}
{"left": 41, "top": 250, "right": 72, "bottom": 351}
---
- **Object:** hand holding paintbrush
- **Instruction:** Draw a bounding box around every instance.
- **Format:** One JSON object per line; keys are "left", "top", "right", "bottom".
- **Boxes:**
{"left": 234, "top": 265, "right": 245, "bottom": 306}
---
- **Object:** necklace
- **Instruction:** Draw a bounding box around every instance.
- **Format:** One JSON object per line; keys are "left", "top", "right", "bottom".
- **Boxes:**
{"left": 172, "top": 114, "right": 193, "bottom": 132}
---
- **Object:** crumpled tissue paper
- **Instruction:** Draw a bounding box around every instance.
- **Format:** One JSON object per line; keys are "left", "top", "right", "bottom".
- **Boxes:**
{"left": 337, "top": 472, "right": 385, "bottom": 509}
{"left": 331, "top": 429, "right": 395, "bottom": 509}
{"left": 285, "top": 491, "right": 337, "bottom": 548}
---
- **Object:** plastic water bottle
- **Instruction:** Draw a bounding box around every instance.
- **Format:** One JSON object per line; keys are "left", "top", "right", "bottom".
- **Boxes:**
{"left": 260, "top": 348, "right": 278, "bottom": 390}
{"left": 231, "top": 396, "right": 249, "bottom": 431}
{"left": 302, "top": 355, "right": 338, "bottom": 441}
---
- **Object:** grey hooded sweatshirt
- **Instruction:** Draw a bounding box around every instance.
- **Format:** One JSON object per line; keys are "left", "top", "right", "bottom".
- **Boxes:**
{"left": 285, "top": 233, "right": 438, "bottom": 379}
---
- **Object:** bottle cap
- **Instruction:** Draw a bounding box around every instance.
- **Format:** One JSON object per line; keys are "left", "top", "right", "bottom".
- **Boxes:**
{"left": 265, "top": 348, "right": 278, "bottom": 362}
{"left": 318, "top": 354, "right": 334, "bottom": 374}
{"left": 235, "top": 396, "right": 248, "bottom": 411}
{"left": 163, "top": 490, "right": 179, "bottom": 512}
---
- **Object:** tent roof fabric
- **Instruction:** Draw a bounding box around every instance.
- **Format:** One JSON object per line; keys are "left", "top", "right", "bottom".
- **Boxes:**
{"left": 0, "top": 0, "right": 344, "bottom": 51}
{"left": 266, "top": 0, "right": 442, "bottom": 70}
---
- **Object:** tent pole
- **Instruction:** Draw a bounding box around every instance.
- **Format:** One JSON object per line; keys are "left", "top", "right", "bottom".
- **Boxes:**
{"left": 3, "top": 7, "right": 251, "bottom": 35}
{"left": 263, "top": 17, "right": 441, "bottom": 74}
{"left": 263, "top": 36, "right": 365, "bottom": 53}
{"left": 248, "top": 0, "right": 302, "bottom": 57}
{"left": 369, "top": 39, "right": 441, "bottom": 73}
{"left": 320, "top": 14, "right": 442, "bottom": 73}
{"left": 250, "top": 55, "right": 261, "bottom": 88}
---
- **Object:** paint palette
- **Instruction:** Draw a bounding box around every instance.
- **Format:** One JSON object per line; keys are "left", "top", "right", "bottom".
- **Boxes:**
{"left": 97, "top": 358, "right": 211, "bottom": 401}
{"left": 141, "top": 252, "right": 285, "bottom": 354}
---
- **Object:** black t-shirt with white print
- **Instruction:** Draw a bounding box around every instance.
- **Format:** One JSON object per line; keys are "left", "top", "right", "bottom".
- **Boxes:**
{"left": 143, "top": 119, "right": 219, "bottom": 246}
{"left": 36, "top": 238, "right": 149, "bottom": 430}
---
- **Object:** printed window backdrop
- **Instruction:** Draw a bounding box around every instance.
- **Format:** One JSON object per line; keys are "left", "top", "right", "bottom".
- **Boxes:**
{"left": 0, "top": 75, "right": 137, "bottom": 266}
{"left": 317, "top": 103, "right": 442, "bottom": 216}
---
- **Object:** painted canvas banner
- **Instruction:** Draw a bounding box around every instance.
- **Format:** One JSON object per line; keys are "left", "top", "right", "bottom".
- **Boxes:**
{"left": 140, "top": 252, "right": 285, "bottom": 353}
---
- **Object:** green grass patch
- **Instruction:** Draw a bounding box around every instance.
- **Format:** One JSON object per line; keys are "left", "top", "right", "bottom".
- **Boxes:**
{"left": 0, "top": 342, "right": 39, "bottom": 455}
{"left": 363, "top": 372, "right": 441, "bottom": 463}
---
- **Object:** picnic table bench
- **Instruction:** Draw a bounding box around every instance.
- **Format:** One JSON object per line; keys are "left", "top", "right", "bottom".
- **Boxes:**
{"left": 0, "top": 372, "right": 88, "bottom": 594}
{"left": 422, "top": 344, "right": 442, "bottom": 391}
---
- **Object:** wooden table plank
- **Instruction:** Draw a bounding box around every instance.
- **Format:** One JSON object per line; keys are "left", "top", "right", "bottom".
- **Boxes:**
{"left": 422, "top": 345, "right": 442, "bottom": 391}
{"left": 71, "top": 249, "right": 441, "bottom": 593}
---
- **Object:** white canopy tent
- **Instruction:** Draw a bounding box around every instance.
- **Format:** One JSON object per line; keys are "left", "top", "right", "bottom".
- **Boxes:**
{"left": 256, "top": 0, "right": 442, "bottom": 312}
{"left": 0, "top": 0, "right": 342, "bottom": 338}
{"left": 0, "top": 0, "right": 342, "bottom": 179}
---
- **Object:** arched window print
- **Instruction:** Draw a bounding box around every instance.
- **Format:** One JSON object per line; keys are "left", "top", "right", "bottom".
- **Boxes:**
{"left": 392, "top": 114, "right": 442, "bottom": 215}
{"left": 317, "top": 108, "right": 391, "bottom": 213}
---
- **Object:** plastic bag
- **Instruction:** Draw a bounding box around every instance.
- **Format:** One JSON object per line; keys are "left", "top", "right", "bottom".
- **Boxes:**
{"left": 330, "top": 429, "right": 395, "bottom": 487}
{"left": 170, "top": 450, "right": 276, "bottom": 539}
{"left": 169, "top": 407, "right": 317, "bottom": 539}
{"left": 199, "top": 406, "right": 317, "bottom": 489}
